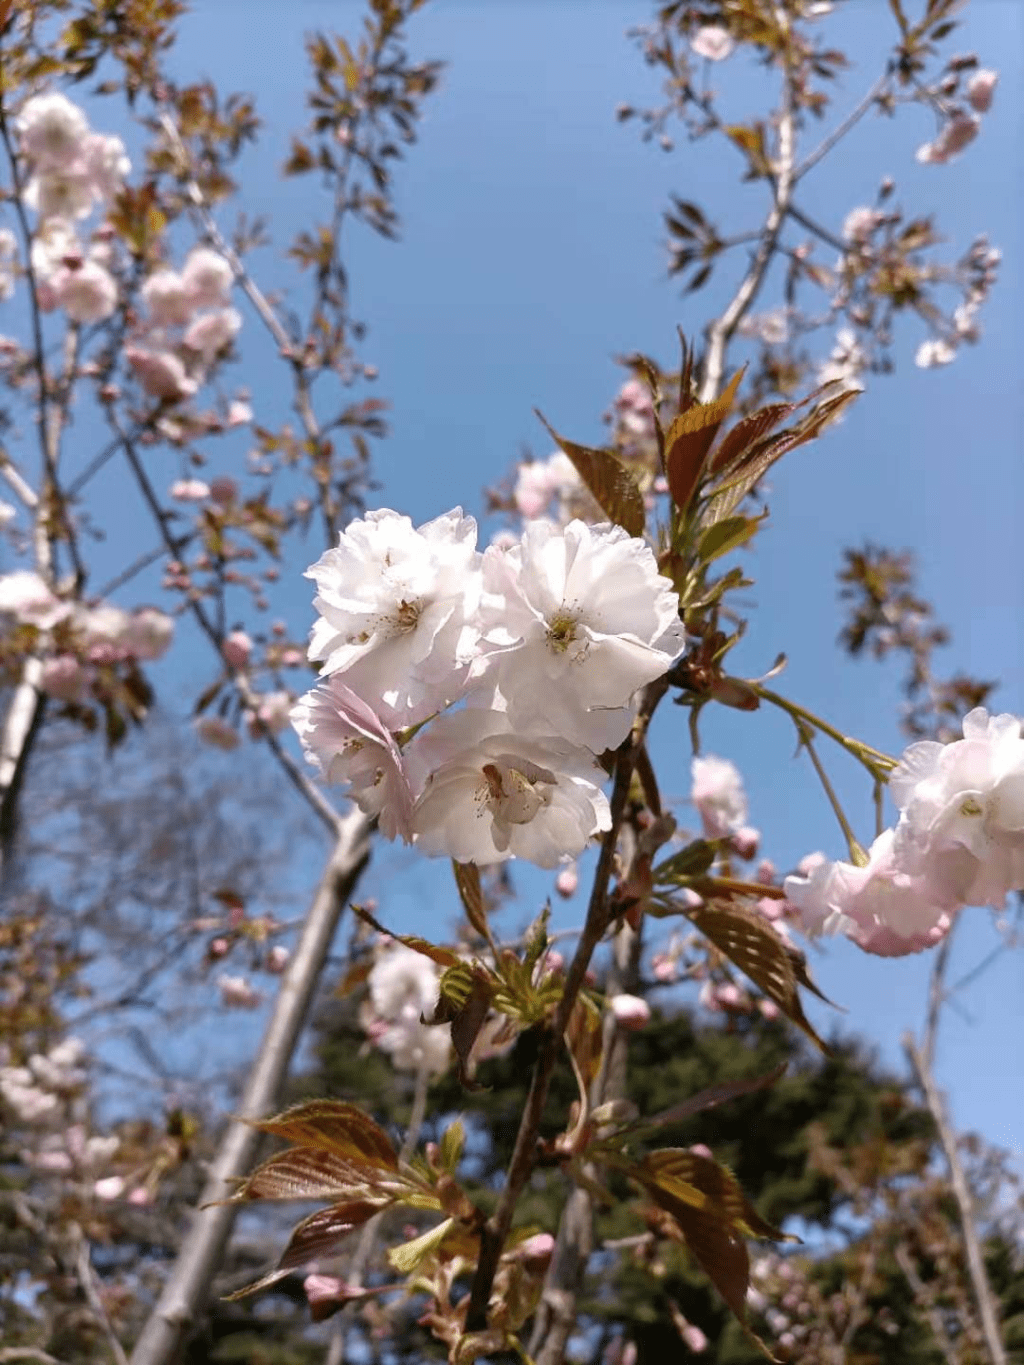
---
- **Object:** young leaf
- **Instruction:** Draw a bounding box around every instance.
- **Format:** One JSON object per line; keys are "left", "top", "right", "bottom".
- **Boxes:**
{"left": 452, "top": 860, "right": 490, "bottom": 942}
{"left": 227, "top": 1147, "right": 401, "bottom": 1203}
{"left": 708, "top": 402, "right": 795, "bottom": 476}
{"left": 565, "top": 993, "right": 604, "bottom": 1088}
{"left": 684, "top": 901, "right": 832, "bottom": 1053}
{"left": 439, "top": 1118, "right": 466, "bottom": 1173}
{"left": 248, "top": 1099, "right": 399, "bottom": 1169}
{"left": 428, "top": 962, "right": 495, "bottom": 1089}
{"left": 697, "top": 512, "right": 764, "bottom": 566}
{"left": 388, "top": 1217, "right": 456, "bottom": 1273}
{"left": 352, "top": 903, "right": 462, "bottom": 968}
{"left": 535, "top": 412, "right": 645, "bottom": 537}
{"left": 665, "top": 367, "right": 745, "bottom": 515}
{"left": 223, "top": 1201, "right": 383, "bottom": 1300}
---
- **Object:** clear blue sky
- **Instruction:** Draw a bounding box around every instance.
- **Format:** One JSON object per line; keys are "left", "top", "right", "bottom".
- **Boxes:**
{"left": 34, "top": 2, "right": 1024, "bottom": 1151}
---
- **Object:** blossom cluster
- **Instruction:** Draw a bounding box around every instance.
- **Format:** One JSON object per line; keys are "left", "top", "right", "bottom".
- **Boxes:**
{"left": 292, "top": 505, "right": 685, "bottom": 867}
{"left": 14, "top": 92, "right": 129, "bottom": 323}
{"left": 0, "top": 570, "right": 174, "bottom": 702}
{"left": 786, "top": 708, "right": 1024, "bottom": 955}
{"left": 363, "top": 942, "right": 451, "bottom": 1076}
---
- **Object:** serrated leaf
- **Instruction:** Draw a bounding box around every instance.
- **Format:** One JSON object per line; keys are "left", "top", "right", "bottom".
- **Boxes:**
{"left": 697, "top": 513, "right": 763, "bottom": 566}
{"left": 248, "top": 1099, "right": 398, "bottom": 1170}
{"left": 665, "top": 367, "right": 745, "bottom": 514}
{"left": 352, "top": 904, "right": 462, "bottom": 968}
{"left": 452, "top": 860, "right": 489, "bottom": 940}
{"left": 684, "top": 902, "right": 832, "bottom": 1053}
{"left": 708, "top": 402, "right": 795, "bottom": 476}
{"left": 223, "top": 1201, "right": 382, "bottom": 1300}
{"left": 702, "top": 386, "right": 859, "bottom": 526}
{"left": 227, "top": 1147, "right": 401, "bottom": 1203}
{"left": 388, "top": 1217, "right": 455, "bottom": 1273}
{"left": 535, "top": 412, "right": 645, "bottom": 537}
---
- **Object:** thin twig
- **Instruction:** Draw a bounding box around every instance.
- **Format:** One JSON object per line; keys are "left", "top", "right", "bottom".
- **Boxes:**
{"left": 76, "top": 1232, "right": 130, "bottom": 1365}
{"left": 795, "top": 75, "right": 888, "bottom": 181}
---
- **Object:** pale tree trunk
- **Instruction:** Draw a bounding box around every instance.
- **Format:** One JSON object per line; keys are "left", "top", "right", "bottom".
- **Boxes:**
{"left": 129, "top": 810, "right": 372, "bottom": 1365}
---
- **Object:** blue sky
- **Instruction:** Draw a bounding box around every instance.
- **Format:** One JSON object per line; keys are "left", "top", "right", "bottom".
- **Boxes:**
{"left": 9, "top": 3, "right": 1021, "bottom": 1152}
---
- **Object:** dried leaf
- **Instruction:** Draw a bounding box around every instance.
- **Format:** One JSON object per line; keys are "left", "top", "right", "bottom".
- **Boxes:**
{"left": 535, "top": 412, "right": 645, "bottom": 537}
{"left": 452, "top": 860, "right": 489, "bottom": 941}
{"left": 248, "top": 1099, "right": 398, "bottom": 1169}
{"left": 685, "top": 902, "right": 832, "bottom": 1053}
{"left": 665, "top": 367, "right": 745, "bottom": 514}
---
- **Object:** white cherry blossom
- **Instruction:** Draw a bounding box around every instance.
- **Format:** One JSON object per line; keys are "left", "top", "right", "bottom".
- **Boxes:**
{"left": 305, "top": 507, "right": 482, "bottom": 726}
{"left": 476, "top": 518, "right": 684, "bottom": 751}
{"left": 366, "top": 944, "right": 450, "bottom": 1076}
{"left": 408, "top": 708, "right": 611, "bottom": 867}
{"left": 691, "top": 755, "right": 748, "bottom": 838}
{"left": 16, "top": 93, "right": 90, "bottom": 171}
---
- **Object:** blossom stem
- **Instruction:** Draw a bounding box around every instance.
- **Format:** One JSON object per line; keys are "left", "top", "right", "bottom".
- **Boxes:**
{"left": 800, "top": 725, "right": 866, "bottom": 864}
{"left": 750, "top": 681, "right": 898, "bottom": 777}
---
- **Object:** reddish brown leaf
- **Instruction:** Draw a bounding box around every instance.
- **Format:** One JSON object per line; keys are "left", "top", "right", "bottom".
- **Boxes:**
{"left": 621, "top": 1065, "right": 788, "bottom": 1138}
{"left": 228, "top": 1147, "right": 401, "bottom": 1203}
{"left": 684, "top": 901, "right": 832, "bottom": 1053}
{"left": 535, "top": 412, "right": 645, "bottom": 537}
{"left": 565, "top": 993, "right": 604, "bottom": 1087}
{"left": 452, "top": 860, "right": 489, "bottom": 941}
{"left": 223, "top": 1201, "right": 383, "bottom": 1299}
{"left": 665, "top": 367, "right": 745, "bottom": 514}
{"left": 352, "top": 903, "right": 462, "bottom": 968}
{"left": 708, "top": 402, "right": 795, "bottom": 475}
{"left": 248, "top": 1099, "right": 398, "bottom": 1170}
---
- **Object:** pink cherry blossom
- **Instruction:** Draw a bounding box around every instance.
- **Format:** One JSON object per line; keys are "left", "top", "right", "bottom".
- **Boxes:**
{"left": 217, "top": 973, "right": 262, "bottom": 1009}
{"left": 141, "top": 269, "right": 194, "bottom": 326}
{"left": 182, "top": 246, "right": 234, "bottom": 308}
{"left": 183, "top": 306, "right": 242, "bottom": 358}
{"left": 222, "top": 630, "right": 252, "bottom": 669}
{"left": 916, "top": 113, "right": 980, "bottom": 165}
{"left": 170, "top": 478, "right": 211, "bottom": 501}
{"left": 40, "top": 654, "right": 90, "bottom": 702}
{"left": 691, "top": 755, "right": 748, "bottom": 839}
{"left": 126, "top": 347, "right": 196, "bottom": 401}
{"left": 966, "top": 68, "right": 998, "bottom": 113}
{"left": 54, "top": 260, "right": 117, "bottom": 323}
{"left": 609, "top": 993, "right": 651, "bottom": 1031}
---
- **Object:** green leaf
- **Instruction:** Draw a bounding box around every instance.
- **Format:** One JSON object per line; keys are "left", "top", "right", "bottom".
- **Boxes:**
{"left": 653, "top": 839, "right": 718, "bottom": 883}
{"left": 697, "top": 512, "right": 764, "bottom": 566}
{"left": 535, "top": 412, "right": 645, "bottom": 537}
{"left": 388, "top": 1217, "right": 455, "bottom": 1273}
{"left": 439, "top": 1118, "right": 465, "bottom": 1174}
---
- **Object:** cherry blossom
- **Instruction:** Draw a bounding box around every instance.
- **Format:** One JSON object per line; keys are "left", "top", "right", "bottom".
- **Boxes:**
{"left": 967, "top": 68, "right": 998, "bottom": 113}
{"left": 783, "top": 827, "right": 958, "bottom": 954}
{"left": 690, "top": 25, "right": 734, "bottom": 61}
{"left": 476, "top": 518, "right": 683, "bottom": 751}
{"left": 890, "top": 707, "right": 1024, "bottom": 909}
{"left": 217, "top": 973, "right": 262, "bottom": 1009}
{"left": 142, "top": 269, "right": 195, "bottom": 326}
{"left": 366, "top": 944, "right": 450, "bottom": 1076}
{"left": 305, "top": 507, "right": 482, "bottom": 725}
{"left": 408, "top": 708, "right": 611, "bottom": 867}
{"left": 916, "top": 113, "right": 980, "bottom": 165}
{"left": 691, "top": 755, "right": 748, "bottom": 839}
{"left": 126, "top": 346, "right": 197, "bottom": 401}
{"left": 16, "top": 92, "right": 89, "bottom": 171}
{"left": 609, "top": 993, "right": 651, "bottom": 1031}
{"left": 196, "top": 716, "right": 241, "bottom": 750}
{"left": 0, "top": 570, "right": 71, "bottom": 628}
{"left": 181, "top": 246, "right": 234, "bottom": 308}
{"left": 53, "top": 260, "right": 117, "bottom": 323}
{"left": 291, "top": 677, "right": 415, "bottom": 842}
{"left": 183, "top": 306, "right": 242, "bottom": 359}
{"left": 222, "top": 630, "right": 252, "bottom": 669}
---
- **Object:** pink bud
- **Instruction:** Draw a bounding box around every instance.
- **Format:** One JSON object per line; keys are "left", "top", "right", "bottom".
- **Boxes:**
{"left": 222, "top": 630, "right": 252, "bottom": 669}
{"left": 681, "top": 1323, "right": 709, "bottom": 1353}
{"left": 715, "top": 982, "right": 744, "bottom": 1009}
{"left": 758, "top": 999, "right": 781, "bottom": 1021}
{"left": 555, "top": 863, "right": 579, "bottom": 898}
{"left": 689, "top": 1143, "right": 713, "bottom": 1160}
{"left": 40, "top": 654, "right": 90, "bottom": 702}
{"left": 127, "top": 1186, "right": 152, "bottom": 1206}
{"left": 609, "top": 993, "right": 651, "bottom": 1031}
{"left": 267, "top": 945, "right": 290, "bottom": 974}
{"left": 652, "top": 953, "right": 677, "bottom": 983}
{"left": 755, "top": 858, "right": 776, "bottom": 885}
{"left": 170, "top": 478, "right": 210, "bottom": 502}
{"left": 208, "top": 475, "right": 237, "bottom": 505}
{"left": 730, "top": 826, "right": 760, "bottom": 860}
{"left": 516, "top": 1232, "right": 555, "bottom": 1271}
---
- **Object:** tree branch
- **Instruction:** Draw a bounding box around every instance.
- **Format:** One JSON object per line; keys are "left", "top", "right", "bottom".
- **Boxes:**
{"left": 128, "top": 810, "right": 372, "bottom": 1365}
